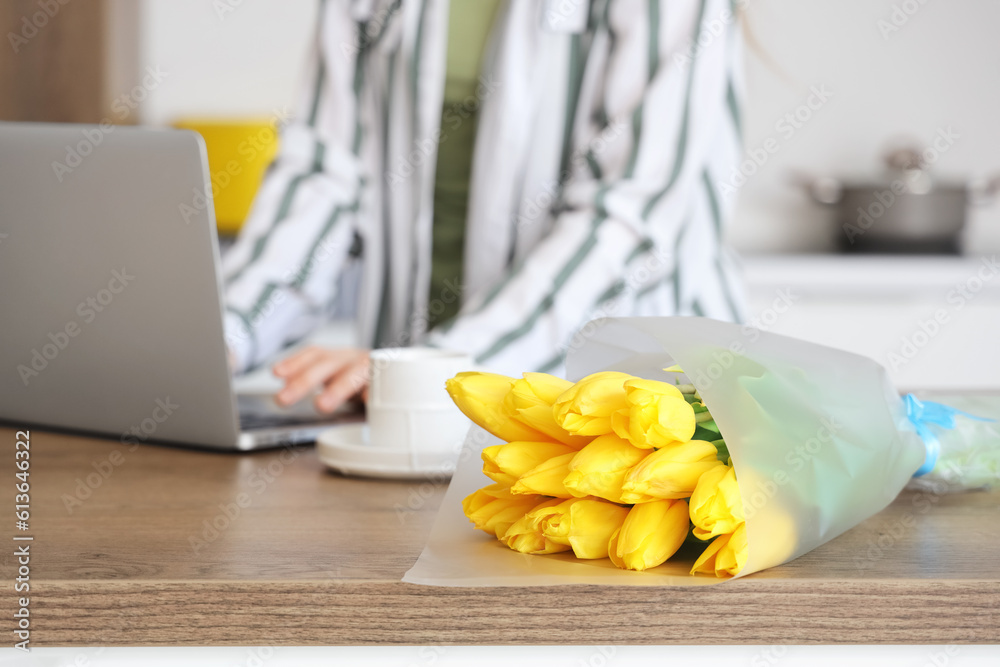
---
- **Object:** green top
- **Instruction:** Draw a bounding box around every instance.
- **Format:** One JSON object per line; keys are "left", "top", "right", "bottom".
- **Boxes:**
{"left": 427, "top": 0, "right": 502, "bottom": 329}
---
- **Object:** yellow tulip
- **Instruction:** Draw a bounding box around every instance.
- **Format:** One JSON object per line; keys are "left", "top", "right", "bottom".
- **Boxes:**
{"left": 608, "top": 498, "right": 690, "bottom": 571}
{"left": 552, "top": 371, "right": 632, "bottom": 436}
{"left": 611, "top": 378, "right": 696, "bottom": 449}
{"left": 481, "top": 440, "right": 577, "bottom": 486}
{"left": 562, "top": 433, "right": 650, "bottom": 503}
{"left": 620, "top": 440, "right": 723, "bottom": 503}
{"left": 690, "top": 523, "right": 748, "bottom": 578}
{"left": 529, "top": 497, "right": 629, "bottom": 559}
{"left": 503, "top": 373, "right": 593, "bottom": 448}
{"left": 446, "top": 372, "right": 551, "bottom": 443}
{"left": 462, "top": 483, "right": 544, "bottom": 538}
{"left": 689, "top": 464, "right": 745, "bottom": 540}
{"left": 510, "top": 452, "right": 578, "bottom": 498}
{"left": 500, "top": 498, "right": 572, "bottom": 554}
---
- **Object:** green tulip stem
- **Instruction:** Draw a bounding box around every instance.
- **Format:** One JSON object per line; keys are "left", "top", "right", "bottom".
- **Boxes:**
{"left": 711, "top": 438, "right": 731, "bottom": 464}
{"left": 695, "top": 411, "right": 715, "bottom": 424}
{"left": 676, "top": 384, "right": 697, "bottom": 394}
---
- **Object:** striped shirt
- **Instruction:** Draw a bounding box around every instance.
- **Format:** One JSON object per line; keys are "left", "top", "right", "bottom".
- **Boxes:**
{"left": 222, "top": 0, "right": 746, "bottom": 377}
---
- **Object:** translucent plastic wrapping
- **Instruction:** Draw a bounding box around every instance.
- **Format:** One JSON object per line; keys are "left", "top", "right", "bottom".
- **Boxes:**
{"left": 403, "top": 317, "right": 987, "bottom": 587}
{"left": 905, "top": 394, "right": 1000, "bottom": 494}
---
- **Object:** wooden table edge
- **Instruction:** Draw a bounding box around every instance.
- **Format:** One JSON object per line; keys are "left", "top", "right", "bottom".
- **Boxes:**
{"left": 31, "top": 578, "right": 1000, "bottom": 645}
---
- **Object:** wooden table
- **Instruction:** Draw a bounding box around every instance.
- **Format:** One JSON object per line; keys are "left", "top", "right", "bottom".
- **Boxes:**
{"left": 3, "top": 426, "right": 998, "bottom": 645}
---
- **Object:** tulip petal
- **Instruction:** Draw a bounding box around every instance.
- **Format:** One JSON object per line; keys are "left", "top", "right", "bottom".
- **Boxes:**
{"left": 562, "top": 434, "right": 650, "bottom": 503}
{"left": 690, "top": 532, "right": 725, "bottom": 575}
{"left": 461, "top": 482, "right": 507, "bottom": 517}
{"left": 689, "top": 464, "right": 745, "bottom": 540}
{"left": 507, "top": 399, "right": 592, "bottom": 448}
{"left": 520, "top": 373, "right": 574, "bottom": 404}
{"left": 552, "top": 372, "right": 632, "bottom": 437}
{"left": 620, "top": 378, "right": 697, "bottom": 448}
{"left": 504, "top": 374, "right": 593, "bottom": 447}
{"left": 462, "top": 484, "right": 544, "bottom": 537}
{"left": 613, "top": 499, "right": 690, "bottom": 571}
{"left": 691, "top": 524, "right": 748, "bottom": 578}
{"left": 527, "top": 500, "right": 574, "bottom": 546}
{"left": 610, "top": 407, "right": 631, "bottom": 441}
{"left": 481, "top": 445, "right": 518, "bottom": 486}
{"left": 501, "top": 498, "right": 573, "bottom": 554}
{"left": 482, "top": 441, "right": 577, "bottom": 486}
{"left": 621, "top": 440, "right": 723, "bottom": 501}
{"left": 480, "top": 501, "right": 538, "bottom": 538}
{"left": 446, "top": 372, "right": 552, "bottom": 443}
{"left": 607, "top": 528, "right": 626, "bottom": 569}
{"left": 566, "top": 499, "right": 630, "bottom": 559}
{"left": 510, "top": 452, "right": 578, "bottom": 498}
{"left": 526, "top": 497, "right": 630, "bottom": 559}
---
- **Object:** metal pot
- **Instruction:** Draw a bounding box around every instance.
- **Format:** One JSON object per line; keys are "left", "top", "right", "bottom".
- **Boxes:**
{"left": 797, "top": 147, "right": 999, "bottom": 254}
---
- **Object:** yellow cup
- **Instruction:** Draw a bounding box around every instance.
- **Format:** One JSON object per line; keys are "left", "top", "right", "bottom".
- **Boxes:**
{"left": 173, "top": 118, "right": 281, "bottom": 235}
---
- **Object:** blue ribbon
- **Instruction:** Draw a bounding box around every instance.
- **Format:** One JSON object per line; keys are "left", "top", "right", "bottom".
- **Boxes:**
{"left": 904, "top": 394, "right": 995, "bottom": 477}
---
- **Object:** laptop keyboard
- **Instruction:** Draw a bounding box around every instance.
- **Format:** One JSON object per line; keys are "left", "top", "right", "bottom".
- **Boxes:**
{"left": 238, "top": 412, "right": 330, "bottom": 430}
{"left": 236, "top": 393, "right": 365, "bottom": 432}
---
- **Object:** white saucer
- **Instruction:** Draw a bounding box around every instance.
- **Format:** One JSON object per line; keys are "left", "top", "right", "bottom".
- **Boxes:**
{"left": 316, "top": 423, "right": 458, "bottom": 480}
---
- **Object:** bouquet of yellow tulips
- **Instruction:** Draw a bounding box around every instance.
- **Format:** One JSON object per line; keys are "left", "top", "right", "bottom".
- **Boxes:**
{"left": 450, "top": 370, "right": 746, "bottom": 577}
{"left": 403, "top": 317, "right": 995, "bottom": 587}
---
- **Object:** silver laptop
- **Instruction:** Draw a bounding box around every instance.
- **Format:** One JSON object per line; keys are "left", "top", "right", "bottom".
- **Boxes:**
{"left": 0, "top": 122, "right": 361, "bottom": 450}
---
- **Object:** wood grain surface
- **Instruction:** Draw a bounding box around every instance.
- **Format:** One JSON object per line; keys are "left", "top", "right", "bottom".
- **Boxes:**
{"left": 1, "top": 426, "right": 997, "bottom": 645}
{"left": 0, "top": 0, "right": 107, "bottom": 123}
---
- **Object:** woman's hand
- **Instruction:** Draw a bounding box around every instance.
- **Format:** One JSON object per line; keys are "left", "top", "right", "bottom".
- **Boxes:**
{"left": 272, "top": 346, "right": 371, "bottom": 413}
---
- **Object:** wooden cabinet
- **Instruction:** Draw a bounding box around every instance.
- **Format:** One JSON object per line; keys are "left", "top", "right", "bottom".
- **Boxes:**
{"left": 0, "top": 0, "right": 138, "bottom": 123}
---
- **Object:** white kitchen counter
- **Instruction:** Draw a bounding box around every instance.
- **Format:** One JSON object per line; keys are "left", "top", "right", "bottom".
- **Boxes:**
{"left": 742, "top": 254, "right": 1000, "bottom": 390}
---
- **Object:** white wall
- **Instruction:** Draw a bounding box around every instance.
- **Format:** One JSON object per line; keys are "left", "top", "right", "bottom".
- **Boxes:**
{"left": 734, "top": 0, "right": 1000, "bottom": 254}
{"left": 129, "top": 0, "right": 1000, "bottom": 254}
{"left": 137, "top": 0, "right": 317, "bottom": 125}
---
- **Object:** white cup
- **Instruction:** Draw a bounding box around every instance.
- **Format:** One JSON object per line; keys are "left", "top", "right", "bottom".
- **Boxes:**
{"left": 367, "top": 347, "right": 473, "bottom": 458}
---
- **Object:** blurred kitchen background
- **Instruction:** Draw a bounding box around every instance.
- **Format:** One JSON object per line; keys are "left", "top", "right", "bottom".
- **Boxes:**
{"left": 2, "top": 0, "right": 998, "bottom": 390}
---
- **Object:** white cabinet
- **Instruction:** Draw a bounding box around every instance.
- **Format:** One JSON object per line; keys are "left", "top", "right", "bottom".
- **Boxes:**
{"left": 743, "top": 255, "right": 1000, "bottom": 391}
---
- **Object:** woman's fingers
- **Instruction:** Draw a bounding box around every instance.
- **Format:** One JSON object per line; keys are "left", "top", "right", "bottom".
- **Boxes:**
{"left": 275, "top": 349, "right": 358, "bottom": 406}
{"left": 273, "top": 346, "right": 325, "bottom": 379}
{"left": 315, "top": 353, "right": 371, "bottom": 413}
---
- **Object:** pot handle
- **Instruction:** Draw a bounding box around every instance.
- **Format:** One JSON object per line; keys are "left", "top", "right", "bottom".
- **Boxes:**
{"left": 969, "top": 174, "right": 1000, "bottom": 206}
{"left": 788, "top": 170, "right": 843, "bottom": 205}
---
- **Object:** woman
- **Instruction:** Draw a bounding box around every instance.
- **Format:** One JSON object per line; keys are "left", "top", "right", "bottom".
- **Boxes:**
{"left": 223, "top": 0, "right": 745, "bottom": 413}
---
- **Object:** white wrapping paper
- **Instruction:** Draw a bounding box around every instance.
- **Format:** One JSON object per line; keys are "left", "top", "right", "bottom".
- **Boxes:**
{"left": 404, "top": 317, "right": 932, "bottom": 586}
